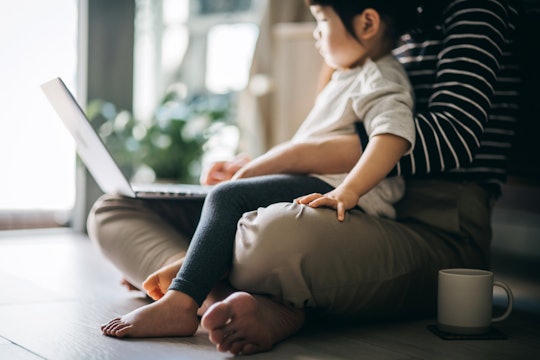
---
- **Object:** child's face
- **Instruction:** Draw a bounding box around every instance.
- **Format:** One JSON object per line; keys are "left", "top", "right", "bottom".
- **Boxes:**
{"left": 310, "top": 5, "right": 366, "bottom": 69}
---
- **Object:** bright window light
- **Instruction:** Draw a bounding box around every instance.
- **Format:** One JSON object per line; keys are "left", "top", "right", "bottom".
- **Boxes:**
{"left": 0, "top": 0, "right": 77, "bottom": 210}
{"left": 206, "top": 23, "right": 259, "bottom": 93}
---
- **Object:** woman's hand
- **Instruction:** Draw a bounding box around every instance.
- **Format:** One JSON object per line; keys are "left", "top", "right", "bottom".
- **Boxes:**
{"left": 200, "top": 153, "right": 251, "bottom": 185}
{"left": 296, "top": 185, "right": 360, "bottom": 222}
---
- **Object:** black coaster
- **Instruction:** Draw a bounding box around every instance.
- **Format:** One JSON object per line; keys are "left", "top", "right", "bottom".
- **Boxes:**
{"left": 427, "top": 324, "right": 508, "bottom": 340}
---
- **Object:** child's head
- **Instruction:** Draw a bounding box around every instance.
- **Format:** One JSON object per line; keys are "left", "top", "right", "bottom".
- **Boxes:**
{"left": 307, "top": 0, "right": 419, "bottom": 69}
{"left": 307, "top": 0, "right": 419, "bottom": 42}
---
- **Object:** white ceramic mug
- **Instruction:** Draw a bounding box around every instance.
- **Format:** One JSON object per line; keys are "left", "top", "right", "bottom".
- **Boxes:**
{"left": 437, "top": 268, "right": 513, "bottom": 335}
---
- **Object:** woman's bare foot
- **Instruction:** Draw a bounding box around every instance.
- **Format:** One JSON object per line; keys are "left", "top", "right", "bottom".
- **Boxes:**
{"left": 101, "top": 290, "right": 199, "bottom": 338}
{"left": 201, "top": 292, "right": 305, "bottom": 355}
{"left": 142, "top": 258, "right": 185, "bottom": 300}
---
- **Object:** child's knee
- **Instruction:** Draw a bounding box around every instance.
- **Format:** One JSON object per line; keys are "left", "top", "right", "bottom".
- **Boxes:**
{"left": 205, "top": 180, "right": 245, "bottom": 205}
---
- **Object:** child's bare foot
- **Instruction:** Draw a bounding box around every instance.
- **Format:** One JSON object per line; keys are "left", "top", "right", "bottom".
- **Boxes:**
{"left": 101, "top": 290, "right": 199, "bottom": 338}
{"left": 201, "top": 292, "right": 305, "bottom": 355}
{"left": 197, "top": 280, "right": 235, "bottom": 317}
{"left": 142, "top": 258, "right": 185, "bottom": 300}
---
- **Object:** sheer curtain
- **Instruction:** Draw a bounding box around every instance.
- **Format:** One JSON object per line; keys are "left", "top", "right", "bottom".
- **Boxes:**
{"left": 236, "top": 0, "right": 320, "bottom": 155}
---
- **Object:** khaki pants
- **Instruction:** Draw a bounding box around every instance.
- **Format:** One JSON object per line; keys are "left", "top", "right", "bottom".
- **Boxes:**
{"left": 87, "top": 179, "right": 493, "bottom": 319}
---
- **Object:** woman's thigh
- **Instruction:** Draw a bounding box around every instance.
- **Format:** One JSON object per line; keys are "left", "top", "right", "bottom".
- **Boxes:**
{"left": 87, "top": 194, "right": 204, "bottom": 288}
{"left": 230, "top": 180, "right": 492, "bottom": 318}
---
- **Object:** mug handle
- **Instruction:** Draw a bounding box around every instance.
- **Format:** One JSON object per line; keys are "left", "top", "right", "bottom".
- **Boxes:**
{"left": 492, "top": 280, "right": 514, "bottom": 322}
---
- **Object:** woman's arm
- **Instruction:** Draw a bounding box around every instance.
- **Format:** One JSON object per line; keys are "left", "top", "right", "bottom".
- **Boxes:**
{"left": 233, "top": 135, "right": 361, "bottom": 180}
{"left": 393, "top": 0, "right": 517, "bottom": 176}
{"left": 202, "top": 135, "right": 361, "bottom": 185}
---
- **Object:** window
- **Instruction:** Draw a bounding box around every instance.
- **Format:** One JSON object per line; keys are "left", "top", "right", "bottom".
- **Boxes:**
{"left": 133, "top": 0, "right": 261, "bottom": 120}
{"left": 206, "top": 23, "right": 259, "bottom": 93}
{"left": 100, "top": 0, "right": 264, "bottom": 183}
{"left": 0, "top": 0, "right": 78, "bottom": 229}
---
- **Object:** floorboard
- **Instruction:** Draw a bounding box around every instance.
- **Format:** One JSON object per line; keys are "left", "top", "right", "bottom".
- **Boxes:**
{"left": 0, "top": 228, "right": 539, "bottom": 359}
{"left": 1, "top": 336, "right": 45, "bottom": 359}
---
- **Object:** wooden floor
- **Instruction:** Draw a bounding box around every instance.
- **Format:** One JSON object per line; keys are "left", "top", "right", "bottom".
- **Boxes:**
{"left": 0, "top": 228, "right": 539, "bottom": 360}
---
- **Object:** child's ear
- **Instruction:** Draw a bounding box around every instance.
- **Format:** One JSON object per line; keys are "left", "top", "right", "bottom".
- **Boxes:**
{"left": 354, "top": 8, "right": 381, "bottom": 40}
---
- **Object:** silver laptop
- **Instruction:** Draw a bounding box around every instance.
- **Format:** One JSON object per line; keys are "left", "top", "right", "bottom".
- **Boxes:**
{"left": 41, "top": 77, "right": 210, "bottom": 199}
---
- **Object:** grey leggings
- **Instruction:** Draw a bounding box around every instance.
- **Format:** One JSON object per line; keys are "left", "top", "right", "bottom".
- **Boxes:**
{"left": 168, "top": 174, "right": 333, "bottom": 305}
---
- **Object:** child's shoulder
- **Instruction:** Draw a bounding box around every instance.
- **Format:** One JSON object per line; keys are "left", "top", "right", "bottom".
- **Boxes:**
{"left": 362, "top": 55, "right": 410, "bottom": 88}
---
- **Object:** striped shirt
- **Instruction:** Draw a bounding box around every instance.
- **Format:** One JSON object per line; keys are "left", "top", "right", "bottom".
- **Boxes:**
{"left": 389, "top": 0, "right": 520, "bottom": 194}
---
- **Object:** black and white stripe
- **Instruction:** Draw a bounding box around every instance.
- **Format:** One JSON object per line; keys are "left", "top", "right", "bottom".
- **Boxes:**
{"left": 391, "top": 0, "right": 520, "bottom": 191}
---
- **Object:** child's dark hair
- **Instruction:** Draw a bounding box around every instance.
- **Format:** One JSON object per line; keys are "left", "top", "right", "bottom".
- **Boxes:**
{"left": 306, "top": 0, "right": 421, "bottom": 43}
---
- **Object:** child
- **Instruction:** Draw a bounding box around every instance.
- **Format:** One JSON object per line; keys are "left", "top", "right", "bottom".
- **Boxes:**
{"left": 293, "top": 0, "right": 417, "bottom": 219}
{"left": 100, "top": 0, "right": 418, "bottom": 350}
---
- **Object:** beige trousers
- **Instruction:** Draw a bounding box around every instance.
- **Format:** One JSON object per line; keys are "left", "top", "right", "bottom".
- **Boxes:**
{"left": 87, "top": 179, "right": 492, "bottom": 319}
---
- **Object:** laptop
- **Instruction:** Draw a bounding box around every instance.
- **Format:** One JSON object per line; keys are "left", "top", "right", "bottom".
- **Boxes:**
{"left": 41, "top": 77, "right": 211, "bottom": 199}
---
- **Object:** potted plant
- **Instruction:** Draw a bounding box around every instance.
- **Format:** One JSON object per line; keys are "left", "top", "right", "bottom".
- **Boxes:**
{"left": 86, "top": 89, "right": 237, "bottom": 184}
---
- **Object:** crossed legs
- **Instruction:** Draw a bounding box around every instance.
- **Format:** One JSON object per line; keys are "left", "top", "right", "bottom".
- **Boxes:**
{"left": 89, "top": 176, "right": 331, "bottom": 354}
{"left": 88, "top": 180, "right": 491, "bottom": 355}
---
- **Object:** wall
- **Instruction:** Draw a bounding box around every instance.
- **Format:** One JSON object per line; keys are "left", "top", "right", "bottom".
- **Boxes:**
{"left": 493, "top": 1, "right": 540, "bottom": 263}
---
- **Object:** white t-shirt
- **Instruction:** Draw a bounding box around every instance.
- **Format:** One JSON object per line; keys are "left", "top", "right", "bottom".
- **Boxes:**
{"left": 292, "top": 54, "right": 415, "bottom": 218}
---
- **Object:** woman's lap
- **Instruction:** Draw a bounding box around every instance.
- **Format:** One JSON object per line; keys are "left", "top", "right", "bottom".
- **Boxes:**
{"left": 87, "top": 174, "right": 331, "bottom": 290}
{"left": 230, "top": 179, "right": 492, "bottom": 318}
{"left": 87, "top": 195, "right": 204, "bottom": 288}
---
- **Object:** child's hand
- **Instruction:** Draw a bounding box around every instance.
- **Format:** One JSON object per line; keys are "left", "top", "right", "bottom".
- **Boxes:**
{"left": 296, "top": 186, "right": 359, "bottom": 222}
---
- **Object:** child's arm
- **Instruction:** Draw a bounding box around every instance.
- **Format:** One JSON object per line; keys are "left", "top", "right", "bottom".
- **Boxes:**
{"left": 232, "top": 134, "right": 361, "bottom": 180}
{"left": 296, "top": 133, "right": 410, "bottom": 221}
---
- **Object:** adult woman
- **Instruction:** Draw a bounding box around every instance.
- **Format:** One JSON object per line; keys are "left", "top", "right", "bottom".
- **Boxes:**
{"left": 89, "top": 0, "right": 521, "bottom": 355}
